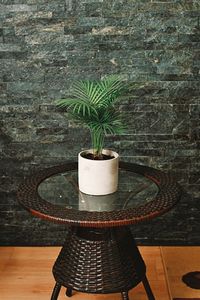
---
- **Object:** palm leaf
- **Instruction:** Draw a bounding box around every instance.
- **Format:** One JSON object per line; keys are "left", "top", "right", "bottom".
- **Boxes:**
{"left": 94, "top": 76, "right": 125, "bottom": 107}
{"left": 72, "top": 80, "right": 102, "bottom": 106}
{"left": 56, "top": 98, "right": 98, "bottom": 118}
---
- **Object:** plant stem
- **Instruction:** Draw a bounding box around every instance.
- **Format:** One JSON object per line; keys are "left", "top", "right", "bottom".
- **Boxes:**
{"left": 90, "top": 129, "right": 104, "bottom": 158}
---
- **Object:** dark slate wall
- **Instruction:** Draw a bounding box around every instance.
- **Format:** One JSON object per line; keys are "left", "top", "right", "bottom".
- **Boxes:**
{"left": 0, "top": 0, "right": 200, "bottom": 246}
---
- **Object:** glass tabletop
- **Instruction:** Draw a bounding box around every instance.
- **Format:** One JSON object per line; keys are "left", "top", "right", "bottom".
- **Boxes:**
{"left": 38, "top": 169, "right": 159, "bottom": 212}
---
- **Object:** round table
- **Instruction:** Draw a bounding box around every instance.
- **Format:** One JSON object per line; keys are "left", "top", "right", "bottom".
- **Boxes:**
{"left": 17, "top": 161, "right": 182, "bottom": 300}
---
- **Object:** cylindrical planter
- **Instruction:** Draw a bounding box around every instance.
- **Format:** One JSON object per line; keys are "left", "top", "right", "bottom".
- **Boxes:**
{"left": 78, "top": 149, "right": 119, "bottom": 195}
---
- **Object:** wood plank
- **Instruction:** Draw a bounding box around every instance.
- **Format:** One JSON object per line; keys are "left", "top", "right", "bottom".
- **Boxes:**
{"left": 161, "top": 246, "right": 200, "bottom": 299}
{"left": 0, "top": 246, "right": 170, "bottom": 300}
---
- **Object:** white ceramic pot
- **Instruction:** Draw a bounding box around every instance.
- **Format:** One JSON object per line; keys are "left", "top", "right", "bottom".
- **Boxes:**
{"left": 78, "top": 149, "right": 119, "bottom": 195}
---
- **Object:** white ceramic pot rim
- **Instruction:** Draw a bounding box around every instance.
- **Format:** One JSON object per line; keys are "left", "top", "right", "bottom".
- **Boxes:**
{"left": 79, "top": 149, "right": 119, "bottom": 160}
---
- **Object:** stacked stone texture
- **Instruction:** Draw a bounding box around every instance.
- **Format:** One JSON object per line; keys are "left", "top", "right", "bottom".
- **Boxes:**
{"left": 0, "top": 0, "right": 199, "bottom": 245}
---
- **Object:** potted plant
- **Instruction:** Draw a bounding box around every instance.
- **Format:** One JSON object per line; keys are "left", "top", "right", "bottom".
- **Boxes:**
{"left": 56, "top": 75, "right": 127, "bottom": 195}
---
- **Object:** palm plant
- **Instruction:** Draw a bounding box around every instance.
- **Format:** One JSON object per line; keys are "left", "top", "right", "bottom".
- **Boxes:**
{"left": 56, "top": 75, "right": 127, "bottom": 159}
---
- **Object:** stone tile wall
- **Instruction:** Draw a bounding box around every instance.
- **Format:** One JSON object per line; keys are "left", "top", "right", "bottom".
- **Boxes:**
{"left": 0, "top": 0, "right": 199, "bottom": 245}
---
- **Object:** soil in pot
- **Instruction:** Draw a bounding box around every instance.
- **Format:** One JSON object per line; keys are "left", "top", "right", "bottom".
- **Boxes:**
{"left": 81, "top": 153, "right": 114, "bottom": 160}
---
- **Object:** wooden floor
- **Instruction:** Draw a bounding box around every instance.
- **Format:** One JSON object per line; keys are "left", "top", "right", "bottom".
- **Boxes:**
{"left": 0, "top": 246, "right": 199, "bottom": 300}
{"left": 162, "top": 246, "right": 200, "bottom": 299}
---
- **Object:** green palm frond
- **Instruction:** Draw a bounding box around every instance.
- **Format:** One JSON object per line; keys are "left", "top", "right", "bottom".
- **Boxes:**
{"left": 71, "top": 81, "right": 101, "bottom": 105}
{"left": 55, "top": 75, "right": 128, "bottom": 157}
{"left": 56, "top": 98, "right": 98, "bottom": 118}
{"left": 87, "top": 109, "right": 125, "bottom": 142}
{"left": 96, "top": 75, "right": 125, "bottom": 107}
{"left": 70, "top": 76, "right": 125, "bottom": 108}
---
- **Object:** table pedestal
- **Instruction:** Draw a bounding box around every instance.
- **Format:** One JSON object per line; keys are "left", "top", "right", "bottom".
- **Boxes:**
{"left": 51, "top": 227, "right": 155, "bottom": 300}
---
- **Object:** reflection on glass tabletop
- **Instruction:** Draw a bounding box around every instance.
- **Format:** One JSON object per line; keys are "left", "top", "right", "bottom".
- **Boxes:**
{"left": 38, "top": 170, "right": 158, "bottom": 212}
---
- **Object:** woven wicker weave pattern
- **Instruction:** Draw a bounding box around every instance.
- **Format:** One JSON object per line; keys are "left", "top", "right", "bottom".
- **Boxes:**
{"left": 53, "top": 227, "right": 145, "bottom": 294}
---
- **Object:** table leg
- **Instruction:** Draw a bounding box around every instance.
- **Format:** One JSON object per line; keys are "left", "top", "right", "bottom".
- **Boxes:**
{"left": 66, "top": 287, "right": 72, "bottom": 297}
{"left": 121, "top": 291, "right": 129, "bottom": 300}
{"left": 142, "top": 275, "right": 156, "bottom": 300}
{"left": 51, "top": 282, "right": 61, "bottom": 300}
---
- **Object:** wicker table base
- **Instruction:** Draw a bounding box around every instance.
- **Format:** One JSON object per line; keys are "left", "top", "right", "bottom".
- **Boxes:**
{"left": 51, "top": 227, "right": 155, "bottom": 300}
